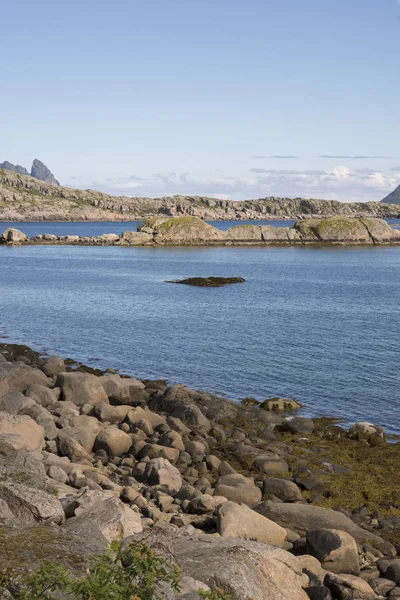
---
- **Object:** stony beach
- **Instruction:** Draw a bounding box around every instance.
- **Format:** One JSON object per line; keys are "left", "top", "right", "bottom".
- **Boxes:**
{"left": 1, "top": 342, "right": 400, "bottom": 599}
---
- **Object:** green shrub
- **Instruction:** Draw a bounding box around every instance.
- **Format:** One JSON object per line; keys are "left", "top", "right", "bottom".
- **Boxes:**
{"left": 2, "top": 541, "right": 180, "bottom": 600}
{"left": 1, "top": 541, "right": 231, "bottom": 600}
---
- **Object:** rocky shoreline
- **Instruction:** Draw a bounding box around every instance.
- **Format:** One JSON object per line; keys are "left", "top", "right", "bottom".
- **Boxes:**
{"left": 2, "top": 215, "right": 400, "bottom": 248}
{"left": 1, "top": 341, "right": 400, "bottom": 599}
{"left": 2, "top": 168, "right": 400, "bottom": 224}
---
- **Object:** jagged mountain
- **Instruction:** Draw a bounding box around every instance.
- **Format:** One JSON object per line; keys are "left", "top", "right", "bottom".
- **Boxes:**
{"left": 0, "top": 158, "right": 59, "bottom": 185}
{"left": 0, "top": 161, "right": 29, "bottom": 176}
{"left": 381, "top": 185, "right": 400, "bottom": 205}
{"left": 1, "top": 168, "right": 400, "bottom": 222}
{"left": 30, "top": 159, "right": 60, "bottom": 185}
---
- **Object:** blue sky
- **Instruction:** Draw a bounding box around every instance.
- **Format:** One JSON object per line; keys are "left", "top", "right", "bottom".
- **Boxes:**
{"left": 1, "top": 0, "right": 399, "bottom": 201}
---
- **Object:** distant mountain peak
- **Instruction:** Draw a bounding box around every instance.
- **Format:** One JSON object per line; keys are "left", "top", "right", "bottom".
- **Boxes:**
{"left": 30, "top": 159, "right": 60, "bottom": 185}
{"left": 0, "top": 158, "right": 60, "bottom": 186}
{"left": 381, "top": 184, "right": 400, "bottom": 205}
{"left": 0, "top": 161, "right": 29, "bottom": 176}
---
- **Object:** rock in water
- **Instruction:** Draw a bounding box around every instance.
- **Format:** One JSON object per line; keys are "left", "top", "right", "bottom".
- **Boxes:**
{"left": 168, "top": 277, "right": 245, "bottom": 287}
{"left": 30, "top": 159, "right": 60, "bottom": 185}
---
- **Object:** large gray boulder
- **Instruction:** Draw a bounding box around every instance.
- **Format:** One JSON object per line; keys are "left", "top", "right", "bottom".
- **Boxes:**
{"left": 129, "top": 523, "right": 309, "bottom": 600}
{"left": 25, "top": 383, "right": 58, "bottom": 408}
{"left": 98, "top": 374, "right": 146, "bottom": 405}
{"left": 306, "top": 529, "right": 360, "bottom": 574}
{"left": 0, "top": 362, "right": 51, "bottom": 394}
{"left": 214, "top": 473, "right": 262, "bottom": 508}
{"left": 141, "top": 457, "right": 182, "bottom": 494}
{"left": 255, "top": 502, "right": 382, "bottom": 543}
{"left": 93, "top": 426, "right": 132, "bottom": 456}
{"left": 0, "top": 412, "right": 45, "bottom": 456}
{"left": 56, "top": 372, "right": 108, "bottom": 406}
{"left": 0, "top": 522, "right": 107, "bottom": 579}
{"left": 64, "top": 491, "right": 142, "bottom": 541}
{"left": 217, "top": 501, "right": 287, "bottom": 546}
{"left": 41, "top": 356, "right": 66, "bottom": 377}
{"left": 263, "top": 478, "right": 303, "bottom": 502}
{"left": 0, "top": 390, "right": 36, "bottom": 414}
{"left": 57, "top": 415, "right": 103, "bottom": 453}
{"left": 0, "top": 452, "right": 64, "bottom": 525}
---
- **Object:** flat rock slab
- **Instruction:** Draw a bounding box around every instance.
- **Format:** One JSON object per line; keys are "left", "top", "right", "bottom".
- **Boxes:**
{"left": 166, "top": 277, "right": 245, "bottom": 287}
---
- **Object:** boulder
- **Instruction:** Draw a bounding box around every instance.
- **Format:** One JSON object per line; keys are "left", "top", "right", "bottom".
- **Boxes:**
{"left": 223, "top": 224, "right": 263, "bottom": 242}
{"left": 295, "top": 217, "right": 372, "bottom": 244}
{"left": 94, "top": 402, "right": 132, "bottom": 424}
{"left": 260, "top": 397, "right": 302, "bottom": 411}
{"left": 0, "top": 477, "right": 64, "bottom": 525}
{"left": 26, "top": 383, "right": 58, "bottom": 408}
{"left": 120, "top": 230, "right": 153, "bottom": 246}
{"left": 142, "top": 216, "right": 224, "bottom": 245}
{"left": 263, "top": 478, "right": 303, "bottom": 502}
{"left": 140, "top": 443, "right": 180, "bottom": 463}
{"left": 57, "top": 415, "right": 103, "bottom": 453}
{"left": 255, "top": 502, "right": 382, "bottom": 543}
{"left": 56, "top": 372, "right": 108, "bottom": 406}
{"left": 305, "top": 587, "right": 333, "bottom": 600}
{"left": 0, "top": 362, "right": 51, "bottom": 394}
{"left": 63, "top": 494, "right": 142, "bottom": 541}
{"left": 0, "top": 412, "right": 45, "bottom": 456}
{"left": 214, "top": 473, "right": 262, "bottom": 508}
{"left": 217, "top": 501, "right": 287, "bottom": 546}
{"left": 141, "top": 458, "right": 182, "bottom": 494}
{"left": 324, "top": 573, "right": 378, "bottom": 600}
{"left": 188, "top": 494, "right": 215, "bottom": 515}
{"left": 0, "top": 390, "right": 36, "bottom": 414}
{"left": 41, "top": 356, "right": 66, "bottom": 377}
{"left": 163, "top": 529, "right": 309, "bottom": 600}
{"left": 251, "top": 452, "right": 289, "bottom": 475}
{"left": 347, "top": 422, "right": 386, "bottom": 445}
{"left": 19, "top": 404, "right": 58, "bottom": 440}
{"left": 279, "top": 416, "right": 314, "bottom": 434}
{"left": 297, "top": 555, "right": 327, "bottom": 586}
{"left": 93, "top": 426, "right": 132, "bottom": 456}
{"left": 0, "top": 228, "right": 27, "bottom": 244}
{"left": 159, "top": 430, "right": 185, "bottom": 451}
{"left": 0, "top": 522, "right": 107, "bottom": 578}
{"left": 98, "top": 374, "right": 146, "bottom": 405}
{"left": 306, "top": 529, "right": 360, "bottom": 574}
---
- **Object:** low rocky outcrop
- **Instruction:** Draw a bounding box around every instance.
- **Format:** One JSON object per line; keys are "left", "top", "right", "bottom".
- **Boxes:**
{"left": 167, "top": 277, "right": 246, "bottom": 287}
{"left": 2, "top": 215, "right": 400, "bottom": 247}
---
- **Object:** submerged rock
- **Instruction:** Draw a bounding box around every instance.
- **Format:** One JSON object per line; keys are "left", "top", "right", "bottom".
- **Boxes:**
{"left": 167, "top": 277, "right": 245, "bottom": 287}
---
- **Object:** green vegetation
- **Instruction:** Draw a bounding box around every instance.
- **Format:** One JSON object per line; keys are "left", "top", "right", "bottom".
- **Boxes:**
{"left": 0, "top": 541, "right": 230, "bottom": 600}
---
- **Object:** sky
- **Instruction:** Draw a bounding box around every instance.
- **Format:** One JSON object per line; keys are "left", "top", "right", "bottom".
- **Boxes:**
{"left": 1, "top": 0, "right": 399, "bottom": 202}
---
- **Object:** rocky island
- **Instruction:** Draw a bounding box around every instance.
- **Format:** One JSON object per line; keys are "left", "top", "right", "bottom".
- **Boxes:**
{"left": 2, "top": 215, "right": 400, "bottom": 247}
{"left": 0, "top": 341, "right": 400, "bottom": 599}
{"left": 1, "top": 167, "right": 400, "bottom": 222}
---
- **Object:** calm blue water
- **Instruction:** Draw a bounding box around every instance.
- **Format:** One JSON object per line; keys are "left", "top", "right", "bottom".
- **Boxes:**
{"left": 0, "top": 242, "right": 400, "bottom": 433}
{"left": 0, "top": 220, "right": 296, "bottom": 238}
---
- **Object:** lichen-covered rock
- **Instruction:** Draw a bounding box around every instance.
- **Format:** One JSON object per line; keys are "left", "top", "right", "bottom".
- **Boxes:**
{"left": 142, "top": 216, "right": 224, "bottom": 245}
{"left": 295, "top": 217, "right": 372, "bottom": 243}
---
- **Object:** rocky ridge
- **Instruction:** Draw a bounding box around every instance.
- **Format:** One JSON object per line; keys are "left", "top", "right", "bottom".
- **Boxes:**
{"left": 1, "top": 168, "right": 400, "bottom": 222}
{"left": 2, "top": 216, "right": 400, "bottom": 247}
{"left": 382, "top": 185, "right": 400, "bottom": 206}
{"left": 1, "top": 342, "right": 400, "bottom": 599}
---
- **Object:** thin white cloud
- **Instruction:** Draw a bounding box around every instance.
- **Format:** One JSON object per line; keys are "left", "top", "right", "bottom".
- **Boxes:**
{"left": 73, "top": 166, "right": 400, "bottom": 203}
{"left": 251, "top": 155, "right": 299, "bottom": 159}
{"left": 320, "top": 155, "right": 392, "bottom": 160}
